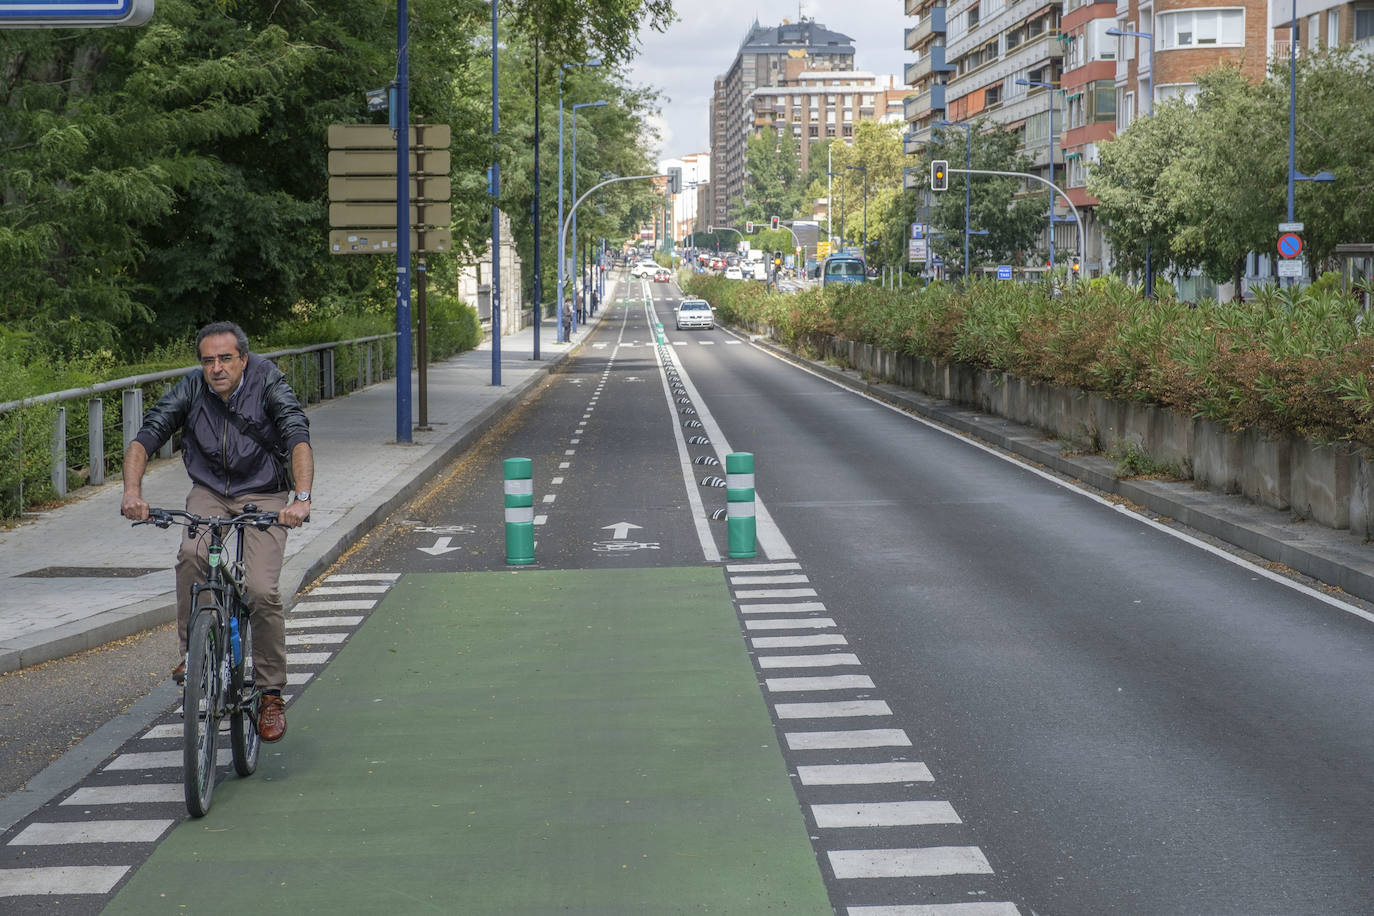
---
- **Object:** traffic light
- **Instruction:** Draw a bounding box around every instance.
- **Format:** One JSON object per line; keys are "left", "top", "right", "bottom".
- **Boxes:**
{"left": 770, "top": 215, "right": 780, "bottom": 230}
{"left": 931, "top": 160, "right": 948, "bottom": 192}
{"left": 1070, "top": 257, "right": 1081, "bottom": 276}
{"left": 666, "top": 167, "right": 681, "bottom": 195}
{"left": 746, "top": 221, "right": 754, "bottom": 233}
{"left": 773, "top": 251, "right": 782, "bottom": 267}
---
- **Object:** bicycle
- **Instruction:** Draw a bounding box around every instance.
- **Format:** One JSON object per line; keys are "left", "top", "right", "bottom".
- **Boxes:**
{"left": 132, "top": 506, "right": 285, "bottom": 817}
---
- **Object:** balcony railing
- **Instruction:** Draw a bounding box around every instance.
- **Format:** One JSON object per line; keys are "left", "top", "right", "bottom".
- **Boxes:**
{"left": 905, "top": 5, "right": 947, "bottom": 50}
{"left": 904, "top": 83, "right": 947, "bottom": 120}
{"left": 905, "top": 45, "right": 956, "bottom": 85}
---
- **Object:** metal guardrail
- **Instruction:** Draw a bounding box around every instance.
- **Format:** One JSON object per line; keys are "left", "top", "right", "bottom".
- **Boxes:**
{"left": 0, "top": 333, "right": 398, "bottom": 518}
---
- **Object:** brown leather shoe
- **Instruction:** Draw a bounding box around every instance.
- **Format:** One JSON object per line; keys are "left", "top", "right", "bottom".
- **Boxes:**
{"left": 258, "top": 694, "right": 286, "bottom": 742}
{"left": 172, "top": 660, "right": 186, "bottom": 684}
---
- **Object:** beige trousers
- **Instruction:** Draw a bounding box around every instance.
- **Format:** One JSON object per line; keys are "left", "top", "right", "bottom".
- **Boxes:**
{"left": 176, "top": 486, "right": 289, "bottom": 691}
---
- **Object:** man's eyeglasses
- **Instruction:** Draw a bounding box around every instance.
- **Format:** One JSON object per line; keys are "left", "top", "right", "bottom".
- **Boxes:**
{"left": 200, "top": 353, "right": 242, "bottom": 368}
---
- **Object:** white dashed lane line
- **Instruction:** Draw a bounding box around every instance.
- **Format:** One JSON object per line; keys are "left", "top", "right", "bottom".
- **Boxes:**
{"left": 724, "top": 560, "right": 1026, "bottom": 914}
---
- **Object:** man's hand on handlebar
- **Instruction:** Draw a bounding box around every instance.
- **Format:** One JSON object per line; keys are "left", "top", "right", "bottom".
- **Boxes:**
{"left": 121, "top": 492, "right": 149, "bottom": 521}
{"left": 278, "top": 499, "right": 310, "bottom": 529}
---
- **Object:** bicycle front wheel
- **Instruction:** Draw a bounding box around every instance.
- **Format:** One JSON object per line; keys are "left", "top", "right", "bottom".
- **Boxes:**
{"left": 229, "top": 608, "right": 259, "bottom": 777}
{"left": 183, "top": 610, "right": 221, "bottom": 817}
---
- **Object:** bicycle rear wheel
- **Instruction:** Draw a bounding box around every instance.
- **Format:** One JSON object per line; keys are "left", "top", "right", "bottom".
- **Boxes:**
{"left": 183, "top": 610, "right": 221, "bottom": 817}
{"left": 229, "top": 608, "right": 260, "bottom": 777}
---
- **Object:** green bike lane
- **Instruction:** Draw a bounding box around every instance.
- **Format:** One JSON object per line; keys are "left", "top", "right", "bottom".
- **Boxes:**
{"left": 106, "top": 566, "right": 831, "bottom": 914}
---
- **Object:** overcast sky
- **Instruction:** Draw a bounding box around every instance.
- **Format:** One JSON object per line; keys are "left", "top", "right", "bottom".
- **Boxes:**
{"left": 626, "top": 1, "right": 911, "bottom": 161}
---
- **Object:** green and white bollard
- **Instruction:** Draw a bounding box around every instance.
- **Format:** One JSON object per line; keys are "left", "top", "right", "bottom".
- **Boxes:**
{"left": 726, "top": 452, "right": 756, "bottom": 559}
{"left": 504, "top": 457, "right": 535, "bottom": 565}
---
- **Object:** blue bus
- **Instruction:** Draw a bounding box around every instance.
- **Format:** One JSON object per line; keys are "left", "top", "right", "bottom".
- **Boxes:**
{"left": 820, "top": 254, "right": 867, "bottom": 288}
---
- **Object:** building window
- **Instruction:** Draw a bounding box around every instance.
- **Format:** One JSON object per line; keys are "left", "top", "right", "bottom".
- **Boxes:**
{"left": 1157, "top": 9, "right": 1245, "bottom": 49}
{"left": 968, "top": 4, "right": 980, "bottom": 27}
{"left": 1328, "top": 9, "right": 1339, "bottom": 44}
{"left": 1358, "top": 6, "right": 1374, "bottom": 40}
{"left": 1308, "top": 13, "right": 1321, "bottom": 50}
{"left": 1156, "top": 83, "right": 1200, "bottom": 104}
{"left": 1117, "top": 89, "right": 1135, "bottom": 131}
{"left": 1092, "top": 80, "right": 1116, "bottom": 122}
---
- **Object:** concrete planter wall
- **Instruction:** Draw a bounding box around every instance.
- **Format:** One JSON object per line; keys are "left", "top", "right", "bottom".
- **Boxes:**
{"left": 818, "top": 333, "right": 1373, "bottom": 538}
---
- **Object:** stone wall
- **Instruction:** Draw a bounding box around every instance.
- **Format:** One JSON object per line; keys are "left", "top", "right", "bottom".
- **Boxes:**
{"left": 815, "top": 334, "right": 1374, "bottom": 538}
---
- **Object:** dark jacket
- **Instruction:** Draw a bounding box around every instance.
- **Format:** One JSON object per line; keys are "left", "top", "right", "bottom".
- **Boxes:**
{"left": 135, "top": 353, "right": 310, "bottom": 497}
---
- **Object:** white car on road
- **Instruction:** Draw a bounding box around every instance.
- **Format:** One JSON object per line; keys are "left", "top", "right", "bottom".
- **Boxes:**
{"left": 675, "top": 299, "right": 715, "bottom": 330}
{"left": 723, "top": 265, "right": 744, "bottom": 280}
{"left": 631, "top": 260, "right": 658, "bottom": 278}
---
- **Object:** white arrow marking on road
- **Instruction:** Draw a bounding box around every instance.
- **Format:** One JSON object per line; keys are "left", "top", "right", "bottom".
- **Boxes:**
{"left": 601, "top": 522, "right": 642, "bottom": 539}
{"left": 418, "top": 537, "right": 462, "bottom": 556}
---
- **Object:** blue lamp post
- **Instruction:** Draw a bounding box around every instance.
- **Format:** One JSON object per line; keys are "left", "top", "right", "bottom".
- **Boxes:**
{"left": 1107, "top": 26, "right": 1155, "bottom": 295}
{"left": 846, "top": 164, "right": 868, "bottom": 253}
{"left": 570, "top": 99, "right": 606, "bottom": 335}
{"left": 935, "top": 119, "right": 973, "bottom": 278}
{"left": 1283, "top": 6, "right": 1336, "bottom": 286}
{"left": 557, "top": 59, "right": 601, "bottom": 343}
{"left": 1016, "top": 77, "right": 1058, "bottom": 273}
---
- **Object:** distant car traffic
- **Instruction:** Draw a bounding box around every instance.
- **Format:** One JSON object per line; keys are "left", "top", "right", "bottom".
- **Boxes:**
{"left": 675, "top": 298, "right": 715, "bottom": 330}
{"left": 631, "top": 260, "right": 657, "bottom": 278}
{"left": 724, "top": 265, "right": 744, "bottom": 280}
{"left": 654, "top": 268, "right": 671, "bottom": 282}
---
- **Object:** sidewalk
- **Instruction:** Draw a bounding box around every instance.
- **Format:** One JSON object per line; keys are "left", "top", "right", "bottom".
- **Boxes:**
{"left": 0, "top": 295, "right": 613, "bottom": 677}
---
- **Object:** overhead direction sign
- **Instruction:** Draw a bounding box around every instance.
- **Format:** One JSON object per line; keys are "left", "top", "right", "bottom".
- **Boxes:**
{"left": 0, "top": 0, "right": 153, "bottom": 27}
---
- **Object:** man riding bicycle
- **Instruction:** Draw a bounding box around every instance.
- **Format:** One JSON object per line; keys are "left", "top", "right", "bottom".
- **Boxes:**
{"left": 121, "top": 321, "right": 313, "bottom": 743}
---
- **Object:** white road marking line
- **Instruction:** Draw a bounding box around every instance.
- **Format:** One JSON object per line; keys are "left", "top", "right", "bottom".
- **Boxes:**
{"left": 753, "top": 634, "right": 848, "bottom": 648}
{"left": 774, "top": 700, "right": 891, "bottom": 719}
{"left": 290, "top": 600, "right": 376, "bottom": 612}
{"left": 304, "top": 585, "right": 390, "bottom": 596}
{"left": 286, "top": 615, "right": 363, "bottom": 629}
{"left": 559, "top": 462, "right": 570, "bottom": 469}
{"left": 811, "top": 801, "right": 961, "bottom": 828}
{"left": 797, "top": 762, "right": 934, "bottom": 785}
{"left": 287, "top": 632, "right": 348, "bottom": 645}
{"left": 565, "top": 449, "right": 576, "bottom": 455}
{"left": 286, "top": 652, "right": 332, "bottom": 665}
{"left": 766, "top": 675, "right": 875, "bottom": 692}
{"left": 730, "top": 574, "right": 811, "bottom": 585}
{"left": 534, "top": 515, "right": 549, "bottom": 526}
{"left": 739, "top": 602, "right": 827, "bottom": 614}
{"left": 542, "top": 494, "right": 556, "bottom": 503}
{"left": 846, "top": 904, "right": 1022, "bottom": 915}
{"left": 571, "top": 438, "right": 582, "bottom": 444}
{"left": 0, "top": 865, "right": 129, "bottom": 897}
{"left": 62, "top": 784, "right": 183, "bottom": 805}
{"left": 745, "top": 617, "right": 836, "bottom": 630}
{"left": 286, "top": 671, "right": 315, "bottom": 686}
{"left": 828, "top": 846, "right": 993, "bottom": 879}
{"left": 699, "top": 340, "right": 715, "bottom": 345}
{"left": 326, "top": 573, "right": 400, "bottom": 582}
{"left": 139, "top": 724, "right": 183, "bottom": 739}
{"left": 726, "top": 562, "right": 802, "bottom": 572}
{"left": 10, "top": 819, "right": 175, "bottom": 845}
{"left": 725, "top": 340, "right": 742, "bottom": 344}
{"left": 785, "top": 729, "right": 912, "bottom": 750}
{"left": 551, "top": 476, "right": 564, "bottom": 485}
{"left": 758, "top": 653, "right": 861, "bottom": 668}
{"left": 734, "top": 588, "right": 818, "bottom": 599}
{"left": 104, "top": 749, "right": 231, "bottom": 770}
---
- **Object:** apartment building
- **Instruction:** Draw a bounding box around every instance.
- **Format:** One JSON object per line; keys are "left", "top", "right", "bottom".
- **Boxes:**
{"left": 658, "top": 152, "right": 711, "bottom": 245}
{"left": 746, "top": 68, "right": 907, "bottom": 177}
{"left": 709, "top": 18, "right": 856, "bottom": 228}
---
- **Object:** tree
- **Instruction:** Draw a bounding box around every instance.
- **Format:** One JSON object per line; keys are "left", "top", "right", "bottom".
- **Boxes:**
{"left": 741, "top": 132, "right": 804, "bottom": 224}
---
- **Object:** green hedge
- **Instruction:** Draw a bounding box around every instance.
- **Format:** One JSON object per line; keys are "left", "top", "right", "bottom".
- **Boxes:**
{"left": 683, "top": 274, "right": 1374, "bottom": 445}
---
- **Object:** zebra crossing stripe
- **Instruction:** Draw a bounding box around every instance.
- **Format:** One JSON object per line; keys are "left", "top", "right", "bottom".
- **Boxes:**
{"left": 290, "top": 599, "right": 375, "bottom": 612}
{"left": 828, "top": 846, "right": 994, "bottom": 879}
{"left": 10, "top": 819, "right": 175, "bottom": 845}
{"left": 845, "top": 904, "right": 1022, "bottom": 915}
{"left": 784, "top": 729, "right": 911, "bottom": 750}
{"left": 305, "top": 585, "right": 391, "bottom": 596}
{"left": 797, "top": 762, "right": 933, "bottom": 785}
{"left": 0, "top": 865, "right": 129, "bottom": 896}
{"left": 765, "top": 675, "right": 876, "bottom": 692}
{"left": 751, "top": 634, "right": 848, "bottom": 648}
{"left": 286, "top": 631, "right": 348, "bottom": 645}
{"left": 758, "top": 653, "right": 861, "bottom": 668}
{"left": 811, "top": 801, "right": 961, "bottom": 828}
{"left": 729, "top": 574, "right": 811, "bottom": 585}
{"left": 62, "top": 785, "right": 182, "bottom": 806}
{"left": 739, "top": 601, "right": 827, "bottom": 614}
{"left": 734, "top": 588, "right": 818, "bottom": 599}
{"left": 286, "top": 652, "right": 333, "bottom": 665}
{"left": 725, "top": 562, "right": 801, "bottom": 572}
{"left": 745, "top": 617, "right": 836, "bottom": 630}
{"left": 286, "top": 615, "right": 363, "bottom": 629}
{"left": 104, "top": 749, "right": 231, "bottom": 770}
{"left": 326, "top": 573, "right": 400, "bottom": 582}
{"left": 774, "top": 700, "right": 891, "bottom": 718}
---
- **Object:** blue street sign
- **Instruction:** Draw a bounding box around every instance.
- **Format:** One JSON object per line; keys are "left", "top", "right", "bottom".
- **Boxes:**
{"left": 997, "top": 265, "right": 1013, "bottom": 280}
{"left": 0, "top": 0, "right": 153, "bottom": 27}
{"left": 1277, "top": 233, "right": 1303, "bottom": 259}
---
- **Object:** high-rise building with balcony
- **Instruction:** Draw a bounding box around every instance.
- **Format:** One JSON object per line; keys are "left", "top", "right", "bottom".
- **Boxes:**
{"left": 709, "top": 18, "right": 856, "bottom": 228}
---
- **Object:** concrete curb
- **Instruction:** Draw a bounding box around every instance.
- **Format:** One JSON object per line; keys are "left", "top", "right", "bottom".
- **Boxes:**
{"left": 749, "top": 334, "right": 1374, "bottom": 606}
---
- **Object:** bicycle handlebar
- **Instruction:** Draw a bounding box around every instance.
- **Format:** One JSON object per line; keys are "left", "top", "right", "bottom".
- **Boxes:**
{"left": 130, "top": 507, "right": 286, "bottom": 531}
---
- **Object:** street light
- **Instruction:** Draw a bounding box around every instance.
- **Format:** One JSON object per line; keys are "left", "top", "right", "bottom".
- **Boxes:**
{"left": 557, "top": 58, "right": 601, "bottom": 343}
{"left": 936, "top": 119, "right": 973, "bottom": 279}
{"left": 1016, "top": 77, "right": 1058, "bottom": 273}
{"left": 570, "top": 99, "right": 606, "bottom": 335}
{"left": 1107, "top": 26, "right": 1155, "bottom": 295}
{"left": 846, "top": 164, "right": 868, "bottom": 254}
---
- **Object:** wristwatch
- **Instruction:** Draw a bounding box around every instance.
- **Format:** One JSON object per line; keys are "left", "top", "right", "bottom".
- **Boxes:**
{"left": 294, "top": 491, "right": 311, "bottom": 503}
